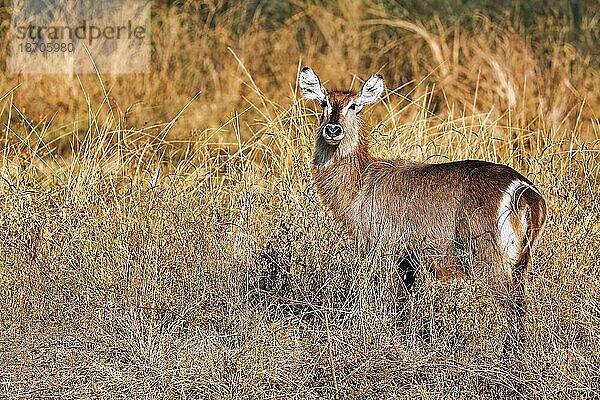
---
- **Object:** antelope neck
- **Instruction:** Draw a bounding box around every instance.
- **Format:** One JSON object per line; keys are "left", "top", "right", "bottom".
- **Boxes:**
{"left": 312, "top": 138, "right": 373, "bottom": 212}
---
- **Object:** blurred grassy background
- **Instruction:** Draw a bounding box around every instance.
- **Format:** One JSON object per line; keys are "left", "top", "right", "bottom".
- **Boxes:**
{"left": 0, "top": 0, "right": 599, "bottom": 398}
{"left": 0, "top": 0, "right": 598, "bottom": 142}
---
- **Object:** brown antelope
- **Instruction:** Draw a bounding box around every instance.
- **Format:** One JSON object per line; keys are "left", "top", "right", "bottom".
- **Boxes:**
{"left": 298, "top": 67, "right": 546, "bottom": 355}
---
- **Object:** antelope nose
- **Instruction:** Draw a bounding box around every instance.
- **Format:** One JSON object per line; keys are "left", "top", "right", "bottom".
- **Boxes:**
{"left": 324, "top": 124, "right": 343, "bottom": 138}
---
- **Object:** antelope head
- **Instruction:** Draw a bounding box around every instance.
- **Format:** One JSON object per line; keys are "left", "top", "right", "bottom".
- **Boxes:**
{"left": 299, "top": 67, "right": 384, "bottom": 163}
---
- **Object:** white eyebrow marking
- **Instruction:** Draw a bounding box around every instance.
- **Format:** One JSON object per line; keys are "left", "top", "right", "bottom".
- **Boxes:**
{"left": 341, "top": 100, "right": 355, "bottom": 116}
{"left": 324, "top": 100, "right": 332, "bottom": 116}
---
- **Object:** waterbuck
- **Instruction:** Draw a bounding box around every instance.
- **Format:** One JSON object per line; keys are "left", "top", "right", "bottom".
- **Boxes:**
{"left": 298, "top": 67, "right": 546, "bottom": 354}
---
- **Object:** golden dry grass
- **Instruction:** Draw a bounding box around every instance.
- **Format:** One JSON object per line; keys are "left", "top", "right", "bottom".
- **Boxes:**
{"left": 1, "top": 1, "right": 599, "bottom": 398}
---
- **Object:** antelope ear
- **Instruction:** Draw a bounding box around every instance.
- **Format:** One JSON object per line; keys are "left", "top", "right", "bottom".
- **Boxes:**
{"left": 356, "top": 74, "right": 384, "bottom": 108}
{"left": 299, "top": 67, "right": 326, "bottom": 103}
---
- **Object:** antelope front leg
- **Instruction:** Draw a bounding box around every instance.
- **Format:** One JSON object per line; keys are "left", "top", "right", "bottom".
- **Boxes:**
{"left": 398, "top": 254, "right": 418, "bottom": 295}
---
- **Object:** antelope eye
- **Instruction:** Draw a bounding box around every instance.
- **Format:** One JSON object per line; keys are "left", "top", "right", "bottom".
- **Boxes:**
{"left": 349, "top": 103, "right": 356, "bottom": 110}
{"left": 320, "top": 100, "right": 327, "bottom": 108}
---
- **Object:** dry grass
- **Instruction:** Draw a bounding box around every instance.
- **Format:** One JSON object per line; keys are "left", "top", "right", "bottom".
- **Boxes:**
{"left": 1, "top": 1, "right": 600, "bottom": 398}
